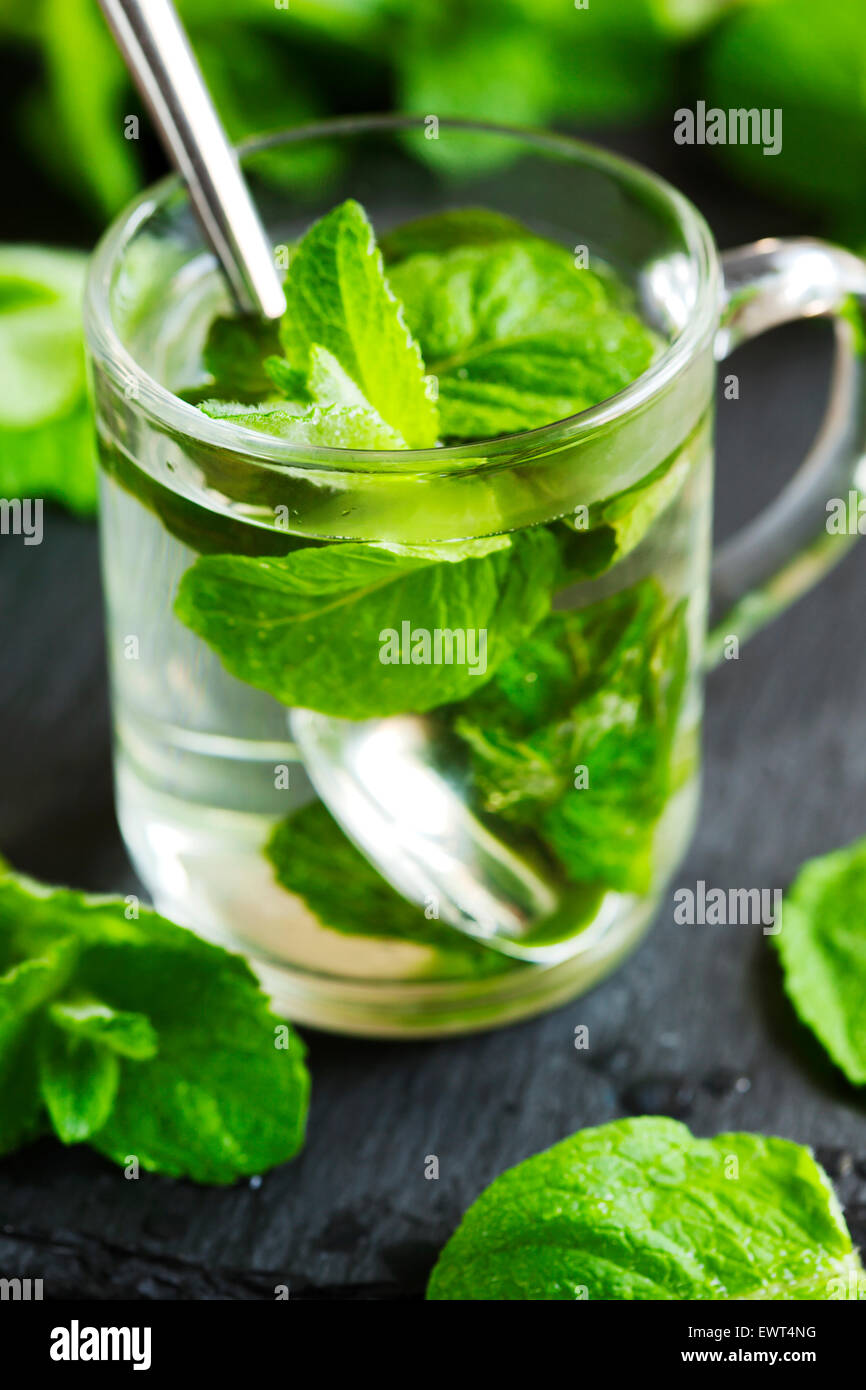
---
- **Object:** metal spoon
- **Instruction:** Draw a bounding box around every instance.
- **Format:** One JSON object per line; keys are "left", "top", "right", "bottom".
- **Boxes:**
{"left": 98, "top": 1, "right": 577, "bottom": 964}
{"left": 97, "top": 0, "right": 285, "bottom": 320}
{"left": 290, "top": 710, "right": 586, "bottom": 965}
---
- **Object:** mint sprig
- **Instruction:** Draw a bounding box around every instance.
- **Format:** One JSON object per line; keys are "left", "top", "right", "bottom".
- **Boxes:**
{"left": 279, "top": 199, "right": 439, "bottom": 447}
{"left": 0, "top": 862, "right": 310, "bottom": 1183}
{"left": 191, "top": 202, "right": 660, "bottom": 454}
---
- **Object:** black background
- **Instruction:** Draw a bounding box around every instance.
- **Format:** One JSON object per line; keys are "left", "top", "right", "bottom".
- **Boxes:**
{"left": 1, "top": 104, "right": 865, "bottom": 1299}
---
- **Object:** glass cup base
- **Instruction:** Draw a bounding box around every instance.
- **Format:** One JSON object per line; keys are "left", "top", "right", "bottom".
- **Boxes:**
{"left": 162, "top": 887, "right": 660, "bottom": 1038}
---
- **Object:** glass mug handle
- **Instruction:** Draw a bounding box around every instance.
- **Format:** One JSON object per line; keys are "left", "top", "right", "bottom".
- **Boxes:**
{"left": 707, "top": 238, "right": 866, "bottom": 667}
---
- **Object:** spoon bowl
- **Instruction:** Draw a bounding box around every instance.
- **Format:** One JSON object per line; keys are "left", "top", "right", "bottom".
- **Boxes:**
{"left": 291, "top": 708, "right": 598, "bottom": 966}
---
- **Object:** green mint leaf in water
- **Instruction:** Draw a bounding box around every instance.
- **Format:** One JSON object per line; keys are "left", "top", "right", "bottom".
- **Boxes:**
{"left": 557, "top": 426, "right": 701, "bottom": 584}
{"left": 267, "top": 802, "right": 507, "bottom": 979}
{"left": 452, "top": 580, "right": 689, "bottom": 895}
{"left": 387, "top": 239, "right": 659, "bottom": 439}
{"left": 198, "top": 312, "right": 284, "bottom": 403}
{"left": 0, "top": 862, "right": 310, "bottom": 1182}
{"left": 175, "top": 528, "right": 559, "bottom": 720}
{"left": 773, "top": 837, "right": 866, "bottom": 1086}
{"left": 427, "top": 1117, "right": 864, "bottom": 1300}
{"left": 0, "top": 247, "right": 96, "bottom": 515}
{"left": 279, "top": 199, "right": 439, "bottom": 447}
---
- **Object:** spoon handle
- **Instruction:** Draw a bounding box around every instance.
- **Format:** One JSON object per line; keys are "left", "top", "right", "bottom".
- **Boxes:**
{"left": 97, "top": 0, "right": 286, "bottom": 321}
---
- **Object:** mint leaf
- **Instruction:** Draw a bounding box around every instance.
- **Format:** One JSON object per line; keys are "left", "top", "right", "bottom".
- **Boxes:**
{"left": 306, "top": 344, "right": 377, "bottom": 409}
{"left": 774, "top": 838, "right": 866, "bottom": 1086}
{"left": 0, "top": 935, "right": 75, "bottom": 1156}
{"left": 0, "top": 246, "right": 96, "bottom": 514}
{"left": 0, "top": 402, "right": 97, "bottom": 517}
{"left": 260, "top": 343, "right": 409, "bottom": 445}
{"left": 267, "top": 802, "right": 507, "bottom": 978}
{"left": 453, "top": 581, "right": 689, "bottom": 895}
{"left": 427, "top": 1117, "right": 864, "bottom": 1300}
{"left": 263, "top": 355, "right": 310, "bottom": 401}
{"left": 198, "top": 397, "right": 406, "bottom": 449}
{"left": 388, "top": 240, "right": 658, "bottom": 439}
{"left": 451, "top": 719, "right": 570, "bottom": 824}
{"left": 38, "top": 1025, "right": 119, "bottom": 1145}
{"left": 0, "top": 1017, "right": 45, "bottom": 1157}
{"left": 48, "top": 997, "right": 158, "bottom": 1060}
{"left": 704, "top": 0, "right": 866, "bottom": 230}
{"left": 194, "top": 22, "right": 330, "bottom": 196}
{"left": 279, "top": 199, "right": 439, "bottom": 447}
{"left": 0, "top": 864, "right": 310, "bottom": 1182}
{"left": 388, "top": 239, "right": 606, "bottom": 366}
{"left": 544, "top": 1, "right": 673, "bottom": 125}
{"left": 397, "top": 19, "right": 555, "bottom": 177}
{"left": 541, "top": 596, "right": 688, "bottom": 895}
{"left": 380, "top": 208, "right": 539, "bottom": 263}
{"left": 36, "top": 0, "right": 139, "bottom": 215}
{"left": 199, "top": 313, "right": 283, "bottom": 403}
{"left": 557, "top": 432, "right": 697, "bottom": 583}
{"left": 175, "top": 528, "right": 559, "bottom": 720}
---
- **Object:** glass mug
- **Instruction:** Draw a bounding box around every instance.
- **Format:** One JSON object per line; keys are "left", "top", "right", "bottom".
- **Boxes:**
{"left": 84, "top": 117, "right": 866, "bottom": 1037}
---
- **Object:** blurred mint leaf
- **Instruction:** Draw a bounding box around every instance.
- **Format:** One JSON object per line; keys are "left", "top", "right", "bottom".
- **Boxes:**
{"left": 397, "top": 18, "right": 555, "bottom": 175}
{"left": 35, "top": 0, "right": 140, "bottom": 216}
{"left": 428, "top": 1116, "right": 864, "bottom": 1300}
{"left": 547, "top": 0, "right": 673, "bottom": 123}
{"left": 267, "top": 801, "right": 508, "bottom": 976}
{"left": 704, "top": 0, "right": 866, "bottom": 231}
{"left": 194, "top": 23, "right": 335, "bottom": 194}
{"left": 774, "top": 837, "right": 866, "bottom": 1086}
{"left": 388, "top": 240, "right": 659, "bottom": 438}
{"left": 176, "top": 528, "right": 559, "bottom": 719}
{"left": 0, "top": 247, "right": 86, "bottom": 427}
{"left": 0, "top": 402, "right": 96, "bottom": 516}
{"left": 0, "top": 864, "right": 310, "bottom": 1182}
{"left": 0, "top": 247, "right": 96, "bottom": 515}
{"left": 649, "top": 0, "right": 740, "bottom": 39}
{"left": 279, "top": 200, "right": 439, "bottom": 447}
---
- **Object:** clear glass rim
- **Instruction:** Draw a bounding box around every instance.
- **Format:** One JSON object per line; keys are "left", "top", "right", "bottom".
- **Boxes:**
{"left": 84, "top": 114, "right": 720, "bottom": 478}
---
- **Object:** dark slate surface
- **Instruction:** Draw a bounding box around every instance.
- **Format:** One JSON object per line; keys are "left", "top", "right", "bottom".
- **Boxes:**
{"left": 1, "top": 128, "right": 865, "bottom": 1300}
